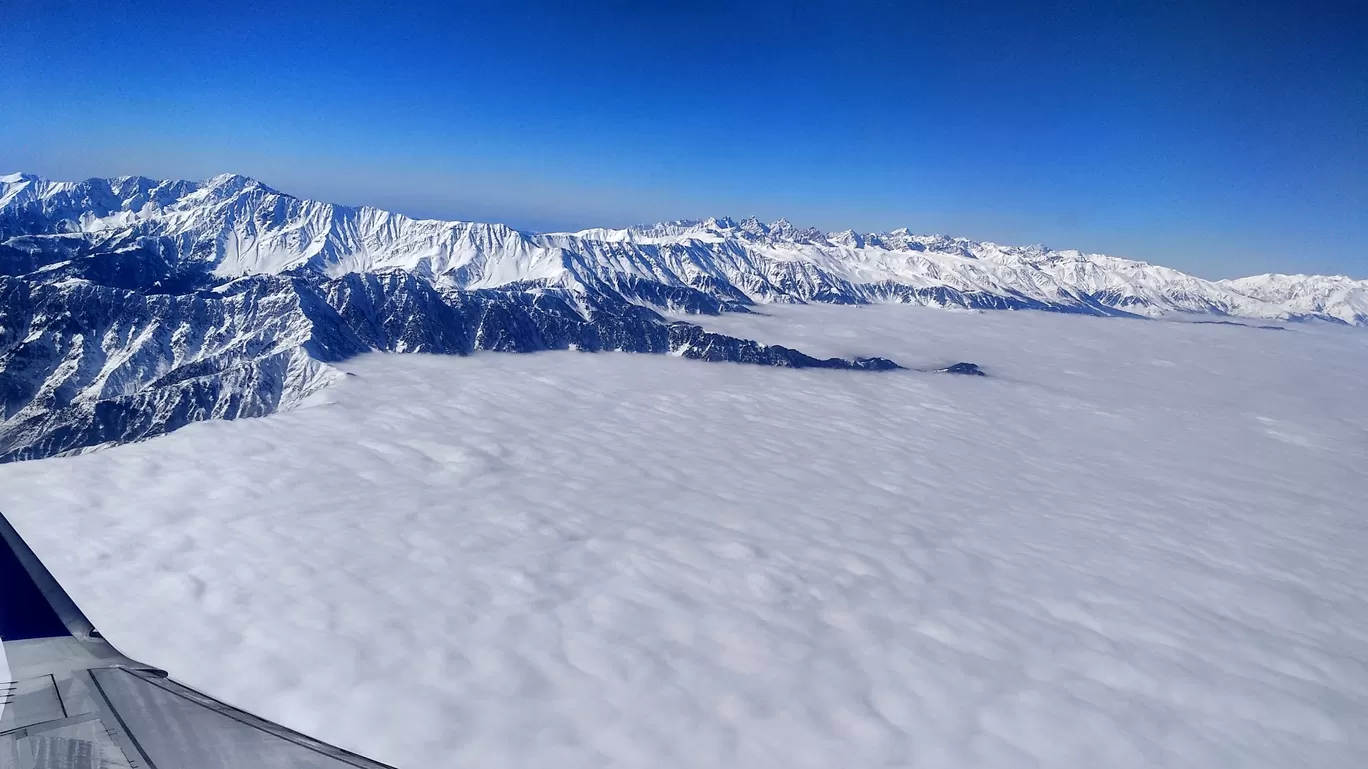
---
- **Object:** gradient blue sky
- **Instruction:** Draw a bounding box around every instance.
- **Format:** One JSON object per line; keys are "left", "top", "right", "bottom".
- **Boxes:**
{"left": 2, "top": 0, "right": 1364, "bottom": 277}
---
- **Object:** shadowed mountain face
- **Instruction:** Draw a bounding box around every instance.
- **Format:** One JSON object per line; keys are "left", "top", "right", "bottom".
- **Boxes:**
{"left": 1, "top": 171, "right": 1362, "bottom": 461}
{"left": 0, "top": 269, "right": 905, "bottom": 462}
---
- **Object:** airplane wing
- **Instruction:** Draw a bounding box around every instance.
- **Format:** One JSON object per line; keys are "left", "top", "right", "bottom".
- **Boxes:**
{"left": 0, "top": 510, "right": 396, "bottom": 769}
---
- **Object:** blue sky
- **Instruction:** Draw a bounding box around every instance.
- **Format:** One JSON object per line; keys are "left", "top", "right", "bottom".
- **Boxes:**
{"left": 2, "top": 0, "right": 1364, "bottom": 278}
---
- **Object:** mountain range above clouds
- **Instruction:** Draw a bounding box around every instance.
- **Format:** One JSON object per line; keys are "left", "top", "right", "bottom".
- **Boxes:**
{"left": 2, "top": 171, "right": 1364, "bottom": 462}
{"left": 3, "top": 171, "right": 1364, "bottom": 325}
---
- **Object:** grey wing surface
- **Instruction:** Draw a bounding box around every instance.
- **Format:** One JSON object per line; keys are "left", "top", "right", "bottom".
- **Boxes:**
{"left": 0, "top": 511, "right": 396, "bottom": 769}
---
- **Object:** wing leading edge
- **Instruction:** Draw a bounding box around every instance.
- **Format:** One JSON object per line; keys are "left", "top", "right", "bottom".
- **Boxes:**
{"left": 0, "top": 511, "right": 396, "bottom": 769}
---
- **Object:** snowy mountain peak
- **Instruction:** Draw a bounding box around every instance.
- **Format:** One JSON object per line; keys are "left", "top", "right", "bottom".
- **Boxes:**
{"left": 829, "top": 229, "right": 864, "bottom": 248}
{"left": 738, "top": 215, "right": 769, "bottom": 234}
{"left": 198, "top": 172, "right": 279, "bottom": 198}
{"left": 1218, "top": 273, "right": 1368, "bottom": 325}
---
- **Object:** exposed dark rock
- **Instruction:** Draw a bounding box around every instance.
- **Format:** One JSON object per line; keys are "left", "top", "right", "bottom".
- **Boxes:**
{"left": 934, "top": 362, "right": 987, "bottom": 376}
{"left": 0, "top": 269, "right": 905, "bottom": 462}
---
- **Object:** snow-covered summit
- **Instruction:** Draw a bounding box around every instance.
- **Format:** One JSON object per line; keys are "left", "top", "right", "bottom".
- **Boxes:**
{"left": 1218, "top": 274, "right": 1368, "bottom": 326}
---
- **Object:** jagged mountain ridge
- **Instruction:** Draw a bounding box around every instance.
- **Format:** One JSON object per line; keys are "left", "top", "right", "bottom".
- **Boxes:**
{"left": 0, "top": 169, "right": 919, "bottom": 462}
{"left": 0, "top": 268, "right": 899, "bottom": 462}
{"left": 4, "top": 171, "right": 1365, "bottom": 324}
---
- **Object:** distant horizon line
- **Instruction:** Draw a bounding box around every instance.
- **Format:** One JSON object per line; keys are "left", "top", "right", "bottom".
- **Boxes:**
{"left": 4, "top": 168, "right": 1363, "bottom": 283}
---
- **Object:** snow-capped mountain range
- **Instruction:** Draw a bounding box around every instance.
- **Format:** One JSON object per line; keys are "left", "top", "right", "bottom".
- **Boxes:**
{"left": 2, "top": 171, "right": 1364, "bottom": 461}
{"left": 4, "top": 171, "right": 1364, "bottom": 324}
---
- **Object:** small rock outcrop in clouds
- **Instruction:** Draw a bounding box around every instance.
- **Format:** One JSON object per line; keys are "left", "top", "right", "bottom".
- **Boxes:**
{"left": 934, "top": 362, "right": 987, "bottom": 376}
